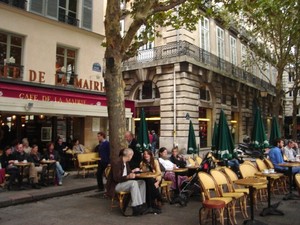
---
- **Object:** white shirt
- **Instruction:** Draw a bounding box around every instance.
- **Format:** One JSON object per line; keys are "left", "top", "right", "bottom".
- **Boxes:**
{"left": 158, "top": 158, "right": 176, "bottom": 170}
{"left": 284, "top": 146, "right": 296, "bottom": 161}
{"left": 122, "top": 163, "right": 127, "bottom": 176}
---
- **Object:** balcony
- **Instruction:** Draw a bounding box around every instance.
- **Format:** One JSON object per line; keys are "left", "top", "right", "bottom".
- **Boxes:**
{"left": 123, "top": 40, "right": 275, "bottom": 94}
{"left": 55, "top": 72, "right": 78, "bottom": 86}
{"left": 59, "top": 14, "right": 80, "bottom": 27}
{"left": 0, "top": 63, "right": 24, "bottom": 80}
{"left": 0, "top": 0, "right": 27, "bottom": 10}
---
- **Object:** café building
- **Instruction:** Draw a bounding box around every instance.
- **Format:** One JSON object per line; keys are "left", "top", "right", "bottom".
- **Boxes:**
{"left": 0, "top": 1, "right": 133, "bottom": 150}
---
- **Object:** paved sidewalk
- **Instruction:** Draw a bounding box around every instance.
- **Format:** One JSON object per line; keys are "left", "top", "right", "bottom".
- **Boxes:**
{"left": 0, "top": 171, "right": 98, "bottom": 208}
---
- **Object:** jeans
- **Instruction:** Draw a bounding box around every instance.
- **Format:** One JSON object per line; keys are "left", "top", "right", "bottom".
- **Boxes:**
{"left": 55, "top": 161, "right": 65, "bottom": 182}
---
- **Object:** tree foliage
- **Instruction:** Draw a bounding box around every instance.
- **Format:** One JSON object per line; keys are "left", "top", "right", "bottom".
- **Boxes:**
{"left": 225, "top": 0, "right": 300, "bottom": 118}
{"left": 104, "top": 0, "right": 224, "bottom": 160}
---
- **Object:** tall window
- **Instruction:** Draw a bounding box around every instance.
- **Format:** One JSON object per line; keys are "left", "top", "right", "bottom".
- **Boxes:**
{"left": 0, "top": 32, "right": 23, "bottom": 78}
{"left": 135, "top": 81, "right": 160, "bottom": 100}
{"left": 200, "top": 18, "right": 210, "bottom": 51}
{"left": 199, "top": 86, "right": 210, "bottom": 101}
{"left": 56, "top": 46, "right": 76, "bottom": 85}
{"left": 137, "top": 25, "right": 154, "bottom": 61}
{"left": 82, "top": 0, "right": 92, "bottom": 30}
{"left": 29, "top": 0, "right": 58, "bottom": 19}
{"left": 59, "top": 0, "right": 78, "bottom": 26}
{"left": 230, "top": 36, "right": 237, "bottom": 65}
{"left": 216, "top": 27, "right": 225, "bottom": 59}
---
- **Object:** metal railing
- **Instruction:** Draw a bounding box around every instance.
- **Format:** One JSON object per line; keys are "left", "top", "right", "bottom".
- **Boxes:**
{"left": 0, "top": 63, "right": 24, "bottom": 79}
{"left": 123, "top": 40, "right": 275, "bottom": 93}
{"left": 59, "top": 15, "right": 80, "bottom": 27}
{"left": 0, "top": 0, "right": 27, "bottom": 10}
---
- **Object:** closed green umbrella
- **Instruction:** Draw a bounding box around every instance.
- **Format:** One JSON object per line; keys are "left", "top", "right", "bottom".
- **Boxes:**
{"left": 269, "top": 116, "right": 281, "bottom": 146}
{"left": 216, "top": 109, "right": 236, "bottom": 160}
{"left": 136, "top": 108, "right": 151, "bottom": 153}
{"left": 251, "top": 107, "right": 269, "bottom": 150}
{"left": 211, "top": 121, "right": 219, "bottom": 151}
{"left": 187, "top": 120, "right": 197, "bottom": 155}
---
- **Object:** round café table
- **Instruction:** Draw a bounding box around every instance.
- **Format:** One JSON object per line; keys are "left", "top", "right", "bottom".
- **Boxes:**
{"left": 40, "top": 160, "right": 56, "bottom": 185}
{"left": 167, "top": 168, "right": 188, "bottom": 194}
{"left": 234, "top": 177, "right": 268, "bottom": 225}
{"left": 255, "top": 172, "right": 284, "bottom": 216}
{"left": 13, "top": 162, "right": 31, "bottom": 185}
{"left": 278, "top": 162, "right": 300, "bottom": 200}
{"left": 136, "top": 172, "right": 159, "bottom": 214}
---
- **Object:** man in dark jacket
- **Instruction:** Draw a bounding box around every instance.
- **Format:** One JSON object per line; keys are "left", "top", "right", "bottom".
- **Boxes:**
{"left": 96, "top": 131, "right": 110, "bottom": 191}
{"left": 125, "top": 131, "right": 141, "bottom": 170}
{"left": 0, "top": 146, "right": 22, "bottom": 190}
{"left": 106, "top": 148, "right": 146, "bottom": 216}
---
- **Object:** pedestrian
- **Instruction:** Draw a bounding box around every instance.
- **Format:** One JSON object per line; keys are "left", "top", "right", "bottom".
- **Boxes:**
{"left": 96, "top": 131, "right": 110, "bottom": 192}
{"left": 125, "top": 131, "right": 141, "bottom": 170}
{"left": 151, "top": 130, "right": 158, "bottom": 155}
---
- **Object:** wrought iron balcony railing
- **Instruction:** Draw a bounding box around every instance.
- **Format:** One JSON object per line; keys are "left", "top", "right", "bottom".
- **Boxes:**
{"left": 0, "top": 0, "right": 27, "bottom": 10}
{"left": 0, "top": 63, "right": 24, "bottom": 79}
{"left": 59, "top": 14, "right": 80, "bottom": 27}
{"left": 123, "top": 40, "right": 275, "bottom": 94}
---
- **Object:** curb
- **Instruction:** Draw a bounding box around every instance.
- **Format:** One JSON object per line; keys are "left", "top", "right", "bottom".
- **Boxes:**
{"left": 0, "top": 185, "right": 98, "bottom": 208}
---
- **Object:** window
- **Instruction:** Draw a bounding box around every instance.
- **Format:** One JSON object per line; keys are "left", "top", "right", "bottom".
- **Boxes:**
{"left": 221, "top": 87, "right": 226, "bottom": 104}
{"left": 137, "top": 25, "right": 154, "bottom": 61}
{"left": 231, "top": 94, "right": 238, "bottom": 106}
{"left": 56, "top": 46, "right": 76, "bottom": 85}
{"left": 199, "top": 86, "right": 210, "bottom": 101}
{"left": 82, "top": 0, "right": 92, "bottom": 30}
{"left": 120, "top": 19, "right": 125, "bottom": 37}
{"left": 288, "top": 71, "right": 294, "bottom": 82}
{"left": 200, "top": 18, "right": 210, "bottom": 51}
{"left": 230, "top": 36, "right": 237, "bottom": 65}
{"left": 29, "top": 0, "right": 59, "bottom": 19}
{"left": 59, "top": 0, "right": 78, "bottom": 26}
{"left": 135, "top": 81, "right": 159, "bottom": 100}
{"left": 0, "top": 32, "right": 23, "bottom": 79}
{"left": 216, "top": 27, "right": 225, "bottom": 59}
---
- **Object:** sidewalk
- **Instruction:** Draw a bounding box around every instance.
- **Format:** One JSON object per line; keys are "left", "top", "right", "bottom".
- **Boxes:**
{"left": 0, "top": 171, "right": 98, "bottom": 208}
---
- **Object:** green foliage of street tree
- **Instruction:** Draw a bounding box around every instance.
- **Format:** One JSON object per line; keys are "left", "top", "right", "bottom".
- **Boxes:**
{"left": 225, "top": 0, "right": 300, "bottom": 120}
{"left": 104, "top": 0, "right": 225, "bottom": 160}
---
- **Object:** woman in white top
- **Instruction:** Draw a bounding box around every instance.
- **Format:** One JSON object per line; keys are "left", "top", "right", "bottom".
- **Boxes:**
{"left": 72, "top": 139, "right": 85, "bottom": 154}
{"left": 158, "top": 147, "right": 188, "bottom": 190}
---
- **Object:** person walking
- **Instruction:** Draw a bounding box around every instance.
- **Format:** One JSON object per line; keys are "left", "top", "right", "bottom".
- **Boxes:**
{"left": 96, "top": 131, "right": 110, "bottom": 192}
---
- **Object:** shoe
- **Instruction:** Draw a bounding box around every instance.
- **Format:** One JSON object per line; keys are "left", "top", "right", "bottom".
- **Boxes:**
{"left": 132, "top": 204, "right": 146, "bottom": 216}
{"left": 58, "top": 182, "right": 62, "bottom": 186}
{"left": 32, "top": 183, "right": 41, "bottom": 189}
{"left": 63, "top": 172, "right": 69, "bottom": 177}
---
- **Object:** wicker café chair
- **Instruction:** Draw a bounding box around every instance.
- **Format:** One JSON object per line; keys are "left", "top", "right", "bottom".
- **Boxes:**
{"left": 198, "top": 172, "right": 235, "bottom": 225}
{"left": 210, "top": 169, "right": 248, "bottom": 219}
{"left": 239, "top": 164, "right": 267, "bottom": 207}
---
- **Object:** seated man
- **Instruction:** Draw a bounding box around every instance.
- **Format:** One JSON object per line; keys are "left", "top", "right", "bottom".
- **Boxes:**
{"left": 269, "top": 138, "right": 300, "bottom": 174}
{"left": 169, "top": 147, "right": 186, "bottom": 168}
{"left": 284, "top": 140, "right": 297, "bottom": 161}
{"left": 106, "top": 148, "right": 147, "bottom": 216}
{"left": 13, "top": 143, "right": 40, "bottom": 189}
{"left": 29, "top": 144, "right": 47, "bottom": 186}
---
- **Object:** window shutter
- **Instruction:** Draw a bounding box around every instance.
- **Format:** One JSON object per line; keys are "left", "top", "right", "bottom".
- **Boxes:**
{"left": 46, "top": 0, "right": 58, "bottom": 19}
{"left": 82, "top": 0, "right": 92, "bottom": 30}
{"left": 30, "top": 0, "right": 44, "bottom": 15}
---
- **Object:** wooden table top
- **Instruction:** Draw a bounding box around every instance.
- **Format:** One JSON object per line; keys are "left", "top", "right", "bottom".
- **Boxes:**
{"left": 13, "top": 162, "right": 31, "bottom": 166}
{"left": 169, "top": 168, "right": 189, "bottom": 173}
{"left": 278, "top": 162, "right": 300, "bottom": 167}
{"left": 40, "top": 160, "right": 56, "bottom": 164}
{"left": 255, "top": 172, "right": 283, "bottom": 178}
{"left": 234, "top": 178, "right": 267, "bottom": 186}
{"left": 136, "top": 172, "right": 157, "bottom": 179}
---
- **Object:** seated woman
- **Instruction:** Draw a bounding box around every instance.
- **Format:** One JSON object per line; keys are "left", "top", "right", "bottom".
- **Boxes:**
{"left": 45, "top": 142, "right": 69, "bottom": 186}
{"left": 140, "top": 149, "right": 163, "bottom": 213}
{"left": 158, "top": 147, "right": 188, "bottom": 191}
{"left": 169, "top": 147, "right": 187, "bottom": 168}
{"left": 72, "top": 138, "right": 85, "bottom": 154}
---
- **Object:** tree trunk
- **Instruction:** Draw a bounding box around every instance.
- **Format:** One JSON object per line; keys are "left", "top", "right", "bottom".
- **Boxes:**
{"left": 104, "top": 52, "right": 127, "bottom": 162}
